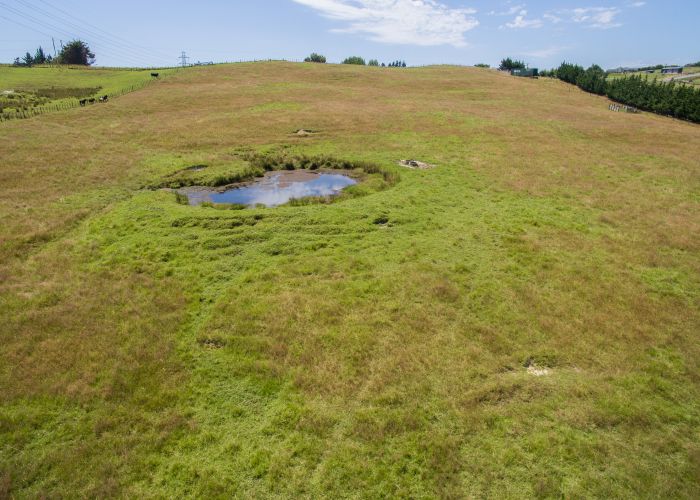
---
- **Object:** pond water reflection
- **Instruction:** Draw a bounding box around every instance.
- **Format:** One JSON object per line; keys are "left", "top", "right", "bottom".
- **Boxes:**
{"left": 180, "top": 170, "right": 357, "bottom": 207}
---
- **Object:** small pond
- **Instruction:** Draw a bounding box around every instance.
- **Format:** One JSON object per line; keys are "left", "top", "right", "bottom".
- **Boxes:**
{"left": 179, "top": 170, "right": 357, "bottom": 207}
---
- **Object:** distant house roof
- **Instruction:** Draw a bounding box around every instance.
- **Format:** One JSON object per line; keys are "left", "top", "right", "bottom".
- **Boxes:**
{"left": 511, "top": 68, "right": 538, "bottom": 77}
{"left": 661, "top": 66, "right": 683, "bottom": 74}
{"left": 608, "top": 67, "right": 640, "bottom": 73}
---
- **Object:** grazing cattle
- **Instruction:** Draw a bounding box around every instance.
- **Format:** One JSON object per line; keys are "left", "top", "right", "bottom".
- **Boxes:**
{"left": 99, "top": 95, "right": 108, "bottom": 102}
{"left": 79, "top": 99, "right": 87, "bottom": 107}
{"left": 151, "top": 72, "right": 159, "bottom": 78}
{"left": 88, "top": 98, "right": 96, "bottom": 104}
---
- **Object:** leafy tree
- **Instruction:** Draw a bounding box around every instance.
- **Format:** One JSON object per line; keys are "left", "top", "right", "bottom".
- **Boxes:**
{"left": 576, "top": 64, "right": 607, "bottom": 95}
{"left": 58, "top": 40, "right": 95, "bottom": 65}
{"left": 368, "top": 59, "right": 379, "bottom": 66}
{"left": 555, "top": 62, "right": 585, "bottom": 85}
{"left": 342, "top": 56, "right": 365, "bottom": 65}
{"left": 499, "top": 58, "right": 526, "bottom": 71}
{"left": 22, "top": 52, "right": 33, "bottom": 67}
{"left": 304, "top": 53, "right": 326, "bottom": 63}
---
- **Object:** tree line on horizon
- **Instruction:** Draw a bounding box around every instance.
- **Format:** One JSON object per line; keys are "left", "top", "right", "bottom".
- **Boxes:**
{"left": 13, "top": 40, "right": 95, "bottom": 67}
{"left": 304, "top": 53, "right": 406, "bottom": 67}
{"left": 541, "top": 61, "right": 700, "bottom": 123}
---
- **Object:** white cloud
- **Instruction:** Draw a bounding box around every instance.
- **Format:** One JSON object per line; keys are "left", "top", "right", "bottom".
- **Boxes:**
{"left": 629, "top": 1, "right": 646, "bottom": 7}
{"left": 543, "top": 13, "right": 562, "bottom": 23}
{"left": 520, "top": 46, "right": 571, "bottom": 58}
{"left": 570, "top": 7, "right": 622, "bottom": 29}
{"left": 291, "top": 0, "right": 479, "bottom": 47}
{"left": 488, "top": 4, "right": 525, "bottom": 16}
{"left": 502, "top": 9, "right": 543, "bottom": 28}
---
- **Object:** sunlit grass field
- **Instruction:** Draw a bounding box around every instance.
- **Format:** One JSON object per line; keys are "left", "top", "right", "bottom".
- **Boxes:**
{"left": 607, "top": 66, "right": 700, "bottom": 87}
{"left": 0, "top": 65, "right": 178, "bottom": 117}
{"left": 1, "top": 62, "right": 699, "bottom": 498}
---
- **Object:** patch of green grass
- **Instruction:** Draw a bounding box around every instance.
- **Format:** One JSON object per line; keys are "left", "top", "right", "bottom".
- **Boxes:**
{"left": 0, "top": 65, "right": 179, "bottom": 117}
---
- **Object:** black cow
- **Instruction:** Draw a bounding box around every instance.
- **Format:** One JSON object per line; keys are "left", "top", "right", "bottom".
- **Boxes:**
{"left": 88, "top": 98, "right": 96, "bottom": 104}
{"left": 151, "top": 72, "right": 159, "bottom": 78}
{"left": 99, "top": 95, "right": 108, "bottom": 102}
{"left": 79, "top": 99, "right": 87, "bottom": 107}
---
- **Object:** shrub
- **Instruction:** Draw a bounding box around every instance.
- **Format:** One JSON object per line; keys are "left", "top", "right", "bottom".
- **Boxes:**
{"left": 342, "top": 56, "right": 366, "bottom": 65}
{"left": 474, "top": 63, "right": 490, "bottom": 68}
{"left": 304, "top": 53, "right": 326, "bottom": 63}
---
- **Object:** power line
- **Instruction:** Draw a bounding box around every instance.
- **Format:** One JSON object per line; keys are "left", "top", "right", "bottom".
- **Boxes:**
{"left": 2, "top": 3, "right": 85, "bottom": 41}
{"left": 2, "top": 1, "right": 160, "bottom": 65}
{"left": 0, "top": 13, "right": 53, "bottom": 40}
{"left": 34, "top": 0, "right": 173, "bottom": 59}
{"left": 0, "top": 6, "right": 158, "bottom": 66}
{"left": 11, "top": 0, "right": 162, "bottom": 63}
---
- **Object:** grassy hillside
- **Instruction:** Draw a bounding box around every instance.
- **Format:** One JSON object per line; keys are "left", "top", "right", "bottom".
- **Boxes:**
{"left": 0, "top": 65, "right": 178, "bottom": 118}
{"left": 1, "top": 62, "right": 699, "bottom": 498}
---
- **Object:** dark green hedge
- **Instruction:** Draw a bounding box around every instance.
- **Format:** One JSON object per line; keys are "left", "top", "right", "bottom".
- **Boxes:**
{"left": 552, "top": 62, "right": 700, "bottom": 124}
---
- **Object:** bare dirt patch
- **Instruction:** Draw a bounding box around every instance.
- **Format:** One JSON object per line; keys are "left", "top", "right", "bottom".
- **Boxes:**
{"left": 527, "top": 366, "right": 551, "bottom": 377}
{"left": 293, "top": 129, "right": 318, "bottom": 137}
{"left": 399, "top": 159, "right": 434, "bottom": 169}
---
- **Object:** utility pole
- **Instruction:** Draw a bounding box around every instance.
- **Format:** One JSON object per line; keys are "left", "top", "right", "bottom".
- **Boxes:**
{"left": 52, "top": 37, "right": 57, "bottom": 57}
{"left": 179, "top": 51, "right": 190, "bottom": 67}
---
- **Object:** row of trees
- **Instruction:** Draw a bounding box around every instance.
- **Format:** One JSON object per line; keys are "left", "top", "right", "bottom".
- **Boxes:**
{"left": 13, "top": 40, "right": 95, "bottom": 67}
{"left": 304, "top": 53, "right": 326, "bottom": 63}
{"left": 544, "top": 62, "right": 700, "bottom": 123}
{"left": 304, "top": 54, "right": 406, "bottom": 67}
{"left": 607, "top": 76, "right": 700, "bottom": 122}
{"left": 13, "top": 46, "right": 51, "bottom": 67}
{"left": 342, "top": 57, "right": 406, "bottom": 67}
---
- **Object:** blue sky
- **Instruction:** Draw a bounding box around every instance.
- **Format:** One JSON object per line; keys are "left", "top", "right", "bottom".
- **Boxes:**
{"left": 1, "top": 0, "right": 698, "bottom": 69}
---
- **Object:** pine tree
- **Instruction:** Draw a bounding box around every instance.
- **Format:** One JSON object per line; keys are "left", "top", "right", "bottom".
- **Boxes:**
{"left": 34, "top": 46, "right": 47, "bottom": 65}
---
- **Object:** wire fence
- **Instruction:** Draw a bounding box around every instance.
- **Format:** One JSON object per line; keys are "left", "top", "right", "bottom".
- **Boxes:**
{"left": 0, "top": 59, "right": 420, "bottom": 123}
{"left": 0, "top": 69, "right": 180, "bottom": 123}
